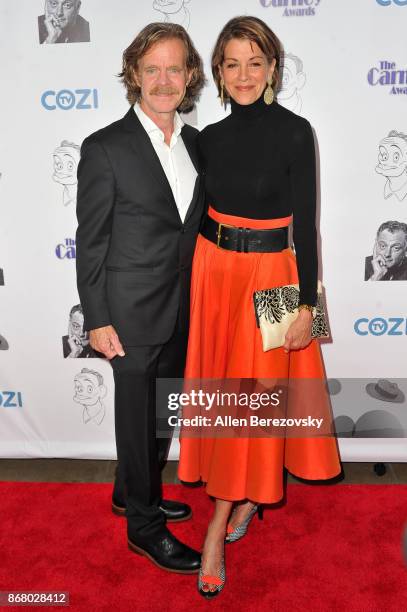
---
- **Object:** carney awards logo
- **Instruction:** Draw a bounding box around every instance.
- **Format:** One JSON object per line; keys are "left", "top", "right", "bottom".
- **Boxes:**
{"left": 367, "top": 61, "right": 407, "bottom": 95}
{"left": 56, "top": 238, "right": 76, "bottom": 259}
{"left": 260, "top": 0, "right": 320, "bottom": 17}
{"left": 41, "top": 88, "right": 99, "bottom": 110}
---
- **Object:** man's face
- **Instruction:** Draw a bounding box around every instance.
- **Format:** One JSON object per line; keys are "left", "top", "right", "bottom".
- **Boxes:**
{"left": 73, "top": 373, "right": 102, "bottom": 406}
{"left": 53, "top": 146, "right": 80, "bottom": 186}
{"left": 46, "top": 0, "right": 80, "bottom": 29}
{"left": 69, "top": 311, "right": 88, "bottom": 342}
{"left": 375, "top": 229, "right": 407, "bottom": 268}
{"left": 135, "top": 38, "right": 191, "bottom": 116}
{"left": 376, "top": 137, "right": 407, "bottom": 177}
{"left": 153, "top": 0, "right": 186, "bottom": 14}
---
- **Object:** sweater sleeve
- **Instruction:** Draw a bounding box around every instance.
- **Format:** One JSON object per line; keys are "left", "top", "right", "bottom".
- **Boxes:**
{"left": 289, "top": 119, "right": 318, "bottom": 306}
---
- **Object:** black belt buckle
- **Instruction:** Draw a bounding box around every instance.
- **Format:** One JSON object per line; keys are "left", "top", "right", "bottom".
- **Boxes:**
{"left": 216, "top": 222, "right": 233, "bottom": 249}
{"left": 216, "top": 222, "right": 224, "bottom": 248}
{"left": 217, "top": 222, "right": 248, "bottom": 252}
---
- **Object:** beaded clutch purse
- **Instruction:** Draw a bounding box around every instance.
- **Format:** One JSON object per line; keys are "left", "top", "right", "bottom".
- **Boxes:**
{"left": 253, "top": 281, "right": 329, "bottom": 351}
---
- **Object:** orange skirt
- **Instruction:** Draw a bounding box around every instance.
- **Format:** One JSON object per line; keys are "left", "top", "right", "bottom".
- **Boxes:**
{"left": 178, "top": 207, "right": 341, "bottom": 503}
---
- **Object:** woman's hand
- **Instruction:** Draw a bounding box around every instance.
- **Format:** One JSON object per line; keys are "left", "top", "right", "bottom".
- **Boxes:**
{"left": 283, "top": 309, "right": 313, "bottom": 353}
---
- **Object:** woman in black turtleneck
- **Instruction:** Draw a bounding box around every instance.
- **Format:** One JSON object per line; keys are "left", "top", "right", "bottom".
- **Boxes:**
{"left": 178, "top": 16, "right": 341, "bottom": 598}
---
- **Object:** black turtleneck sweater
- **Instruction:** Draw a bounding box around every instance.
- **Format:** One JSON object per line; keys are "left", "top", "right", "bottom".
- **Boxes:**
{"left": 197, "top": 94, "right": 318, "bottom": 306}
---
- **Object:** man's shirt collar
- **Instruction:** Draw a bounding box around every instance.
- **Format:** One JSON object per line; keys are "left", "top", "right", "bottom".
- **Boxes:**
{"left": 134, "top": 102, "right": 184, "bottom": 143}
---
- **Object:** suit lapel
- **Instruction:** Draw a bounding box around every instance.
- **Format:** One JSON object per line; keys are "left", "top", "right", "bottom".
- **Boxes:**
{"left": 180, "top": 124, "right": 199, "bottom": 173}
{"left": 121, "top": 107, "right": 201, "bottom": 225}
{"left": 183, "top": 174, "right": 201, "bottom": 224}
{"left": 122, "top": 107, "right": 178, "bottom": 212}
{"left": 181, "top": 123, "right": 202, "bottom": 224}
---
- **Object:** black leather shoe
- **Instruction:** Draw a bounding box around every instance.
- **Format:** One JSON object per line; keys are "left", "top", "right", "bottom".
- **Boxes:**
{"left": 160, "top": 499, "right": 192, "bottom": 522}
{"left": 128, "top": 527, "right": 201, "bottom": 574}
{"left": 112, "top": 499, "right": 126, "bottom": 516}
{"left": 112, "top": 498, "right": 192, "bottom": 522}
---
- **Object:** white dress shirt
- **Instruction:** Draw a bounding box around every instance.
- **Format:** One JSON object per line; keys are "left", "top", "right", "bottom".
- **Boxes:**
{"left": 134, "top": 103, "right": 197, "bottom": 223}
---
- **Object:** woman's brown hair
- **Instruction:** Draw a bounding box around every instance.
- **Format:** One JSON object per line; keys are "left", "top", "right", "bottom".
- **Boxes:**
{"left": 119, "top": 22, "right": 205, "bottom": 112}
{"left": 211, "top": 16, "right": 282, "bottom": 103}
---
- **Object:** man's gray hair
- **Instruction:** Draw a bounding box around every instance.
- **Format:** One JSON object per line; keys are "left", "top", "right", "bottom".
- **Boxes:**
{"left": 377, "top": 220, "right": 407, "bottom": 238}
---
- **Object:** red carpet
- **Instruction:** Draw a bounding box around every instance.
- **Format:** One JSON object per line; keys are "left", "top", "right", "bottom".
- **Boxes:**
{"left": 1, "top": 482, "right": 406, "bottom": 611}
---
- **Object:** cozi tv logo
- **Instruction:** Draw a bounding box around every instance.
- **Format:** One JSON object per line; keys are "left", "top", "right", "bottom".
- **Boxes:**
{"left": 354, "top": 317, "right": 407, "bottom": 336}
{"left": 41, "top": 89, "right": 99, "bottom": 110}
{"left": 56, "top": 238, "right": 76, "bottom": 259}
{"left": 368, "top": 61, "right": 407, "bottom": 95}
{"left": 376, "top": 0, "right": 407, "bottom": 6}
{"left": 260, "top": 0, "right": 320, "bottom": 17}
{"left": 0, "top": 391, "right": 23, "bottom": 408}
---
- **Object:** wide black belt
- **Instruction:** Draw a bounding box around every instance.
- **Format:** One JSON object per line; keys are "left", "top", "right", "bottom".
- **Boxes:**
{"left": 200, "top": 215, "right": 289, "bottom": 253}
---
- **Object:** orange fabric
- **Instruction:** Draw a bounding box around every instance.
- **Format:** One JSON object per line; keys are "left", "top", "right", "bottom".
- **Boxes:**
{"left": 178, "top": 209, "right": 341, "bottom": 503}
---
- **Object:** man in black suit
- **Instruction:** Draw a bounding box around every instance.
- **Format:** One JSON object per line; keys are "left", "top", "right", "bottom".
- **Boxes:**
{"left": 38, "top": 0, "right": 90, "bottom": 44}
{"left": 76, "top": 23, "right": 205, "bottom": 573}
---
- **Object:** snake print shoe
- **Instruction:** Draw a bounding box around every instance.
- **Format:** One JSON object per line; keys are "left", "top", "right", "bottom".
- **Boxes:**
{"left": 197, "top": 556, "right": 226, "bottom": 599}
{"left": 225, "top": 503, "right": 263, "bottom": 543}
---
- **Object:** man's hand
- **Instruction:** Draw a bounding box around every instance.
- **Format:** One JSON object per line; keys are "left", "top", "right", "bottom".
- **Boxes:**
{"left": 370, "top": 242, "right": 388, "bottom": 281}
{"left": 283, "top": 309, "right": 313, "bottom": 353}
{"left": 44, "top": 3, "right": 62, "bottom": 43}
{"left": 89, "top": 325, "right": 125, "bottom": 360}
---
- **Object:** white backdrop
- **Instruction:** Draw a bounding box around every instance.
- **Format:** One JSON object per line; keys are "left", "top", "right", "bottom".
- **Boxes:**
{"left": 1, "top": 0, "right": 406, "bottom": 460}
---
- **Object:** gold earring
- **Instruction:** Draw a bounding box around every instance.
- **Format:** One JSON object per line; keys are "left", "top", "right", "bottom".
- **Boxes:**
{"left": 220, "top": 78, "right": 225, "bottom": 107}
{"left": 264, "top": 78, "right": 274, "bottom": 105}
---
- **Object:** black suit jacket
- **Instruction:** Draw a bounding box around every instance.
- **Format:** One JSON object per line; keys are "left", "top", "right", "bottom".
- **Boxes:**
{"left": 76, "top": 107, "right": 204, "bottom": 346}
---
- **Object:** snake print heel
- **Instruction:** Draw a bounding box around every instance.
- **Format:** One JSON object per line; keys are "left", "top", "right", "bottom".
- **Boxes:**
{"left": 197, "top": 557, "right": 226, "bottom": 599}
{"left": 225, "top": 504, "right": 263, "bottom": 543}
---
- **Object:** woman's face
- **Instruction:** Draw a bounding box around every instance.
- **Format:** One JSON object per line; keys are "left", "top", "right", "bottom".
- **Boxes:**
{"left": 219, "top": 38, "right": 275, "bottom": 106}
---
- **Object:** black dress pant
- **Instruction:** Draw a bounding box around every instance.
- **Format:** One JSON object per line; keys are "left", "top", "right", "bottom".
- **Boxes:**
{"left": 110, "top": 315, "right": 188, "bottom": 539}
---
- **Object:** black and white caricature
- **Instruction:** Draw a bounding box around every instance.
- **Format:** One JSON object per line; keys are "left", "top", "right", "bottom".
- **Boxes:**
{"left": 376, "top": 131, "right": 407, "bottom": 202}
{"left": 365, "top": 221, "right": 407, "bottom": 281}
{"left": 62, "top": 304, "right": 97, "bottom": 358}
{"left": 0, "top": 265, "right": 8, "bottom": 349}
{"left": 73, "top": 368, "right": 106, "bottom": 425}
{"left": 153, "top": 0, "right": 191, "bottom": 28}
{"left": 277, "top": 53, "right": 306, "bottom": 115}
{"left": 53, "top": 141, "right": 80, "bottom": 207}
{"left": 0, "top": 334, "right": 9, "bottom": 351}
{"left": 38, "top": 0, "right": 90, "bottom": 44}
